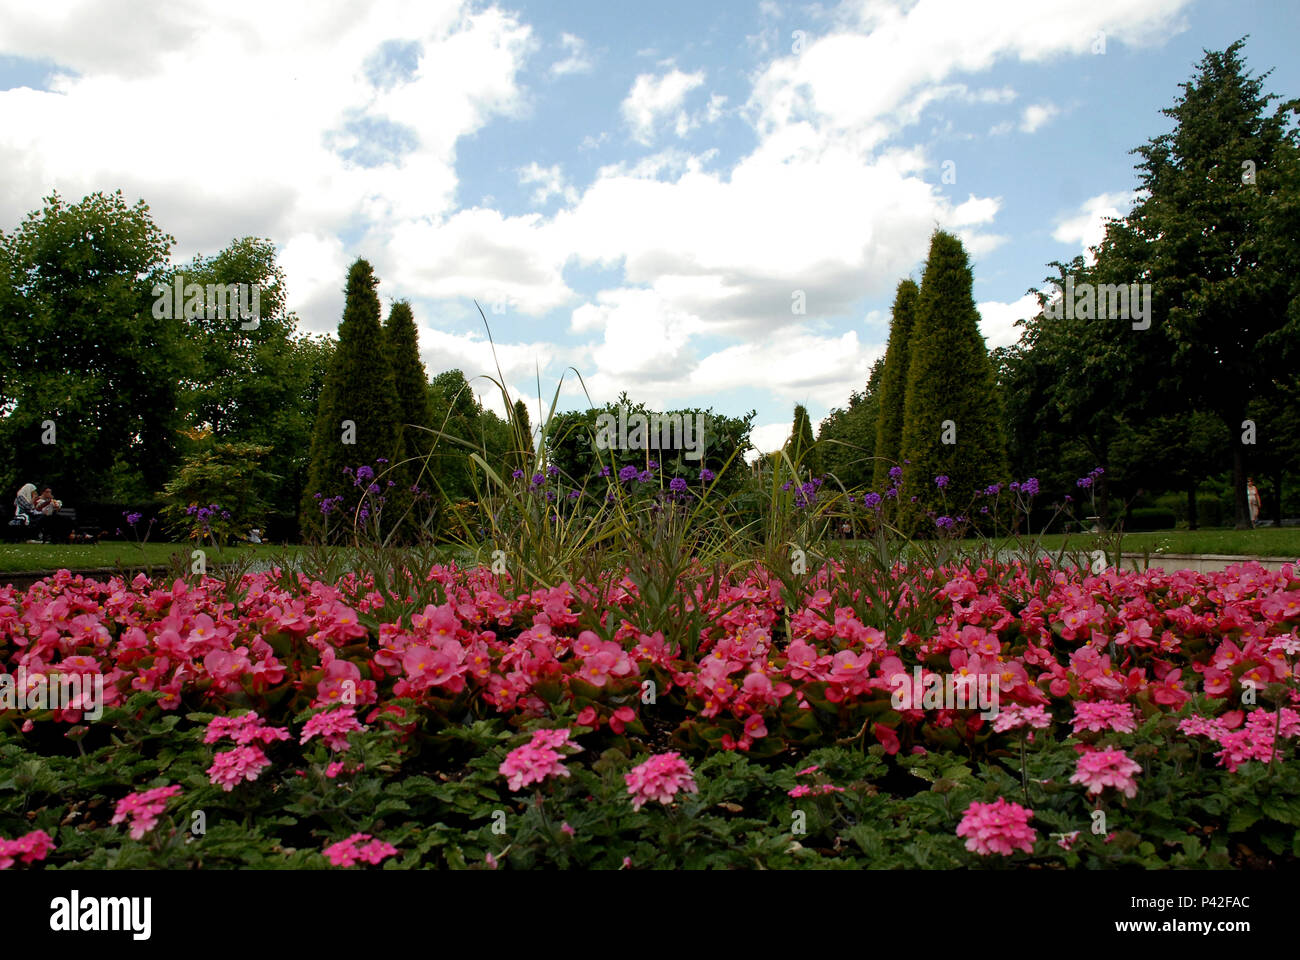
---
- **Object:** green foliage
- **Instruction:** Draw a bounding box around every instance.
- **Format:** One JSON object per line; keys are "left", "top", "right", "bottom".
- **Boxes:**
{"left": 546, "top": 393, "right": 755, "bottom": 500}
{"left": 301, "top": 259, "right": 401, "bottom": 539}
{"left": 0, "top": 190, "right": 184, "bottom": 501}
{"left": 159, "top": 442, "right": 277, "bottom": 547}
{"left": 1103, "top": 39, "right": 1300, "bottom": 526}
{"left": 873, "top": 278, "right": 920, "bottom": 489}
{"left": 424, "top": 369, "right": 496, "bottom": 503}
{"left": 819, "top": 356, "right": 884, "bottom": 491}
{"left": 170, "top": 237, "right": 332, "bottom": 539}
{"left": 899, "top": 230, "right": 1008, "bottom": 531}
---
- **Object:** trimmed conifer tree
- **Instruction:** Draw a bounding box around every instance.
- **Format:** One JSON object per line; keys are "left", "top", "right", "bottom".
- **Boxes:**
{"left": 383, "top": 299, "right": 432, "bottom": 539}
{"left": 511, "top": 398, "right": 533, "bottom": 472}
{"left": 872, "top": 278, "right": 920, "bottom": 491}
{"left": 898, "top": 231, "right": 1007, "bottom": 533}
{"left": 384, "top": 300, "right": 432, "bottom": 468}
{"left": 300, "top": 259, "right": 401, "bottom": 537}
{"left": 788, "top": 403, "right": 820, "bottom": 477}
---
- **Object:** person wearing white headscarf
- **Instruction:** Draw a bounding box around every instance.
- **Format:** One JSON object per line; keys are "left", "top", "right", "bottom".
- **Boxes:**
{"left": 13, "top": 484, "right": 46, "bottom": 541}
{"left": 14, "top": 483, "right": 38, "bottom": 518}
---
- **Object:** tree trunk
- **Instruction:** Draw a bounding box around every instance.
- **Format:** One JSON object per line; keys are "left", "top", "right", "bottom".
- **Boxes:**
{"left": 1271, "top": 472, "right": 1283, "bottom": 526}
{"left": 1232, "top": 435, "right": 1249, "bottom": 529}
{"left": 1187, "top": 484, "right": 1198, "bottom": 530}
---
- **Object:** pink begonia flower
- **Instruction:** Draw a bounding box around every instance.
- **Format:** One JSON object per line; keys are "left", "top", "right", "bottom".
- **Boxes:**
{"left": 207, "top": 745, "right": 272, "bottom": 791}
{"left": 300, "top": 707, "right": 367, "bottom": 752}
{"left": 0, "top": 830, "right": 56, "bottom": 870}
{"left": 1070, "top": 701, "right": 1137, "bottom": 735}
{"left": 561, "top": 822, "right": 575, "bottom": 836}
{"left": 110, "top": 785, "right": 182, "bottom": 840}
{"left": 797, "top": 765, "right": 820, "bottom": 776}
{"left": 322, "top": 833, "right": 397, "bottom": 867}
{"left": 624, "top": 752, "right": 699, "bottom": 811}
{"left": 485, "top": 852, "right": 499, "bottom": 869}
{"left": 956, "top": 798, "right": 1036, "bottom": 856}
{"left": 1069, "top": 747, "right": 1142, "bottom": 798}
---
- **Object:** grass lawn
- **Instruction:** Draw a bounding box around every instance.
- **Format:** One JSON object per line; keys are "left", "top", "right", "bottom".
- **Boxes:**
{"left": 0, "top": 541, "right": 291, "bottom": 575}
{"left": 842, "top": 526, "right": 1300, "bottom": 559}
{"left": 1031, "top": 527, "right": 1300, "bottom": 557}
{"left": 1, "top": 526, "right": 1295, "bottom": 580}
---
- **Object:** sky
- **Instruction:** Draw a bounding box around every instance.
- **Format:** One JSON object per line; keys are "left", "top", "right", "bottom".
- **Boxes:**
{"left": 1, "top": 0, "right": 1297, "bottom": 459}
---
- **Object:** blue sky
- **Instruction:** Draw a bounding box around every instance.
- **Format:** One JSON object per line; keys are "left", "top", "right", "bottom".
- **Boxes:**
{"left": 1, "top": 0, "right": 1297, "bottom": 456}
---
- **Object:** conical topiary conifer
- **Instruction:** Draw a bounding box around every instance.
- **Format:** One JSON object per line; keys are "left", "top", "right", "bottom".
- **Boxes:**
{"left": 872, "top": 278, "right": 919, "bottom": 491}
{"left": 300, "top": 258, "right": 401, "bottom": 537}
{"left": 788, "top": 403, "right": 820, "bottom": 477}
{"left": 898, "top": 231, "right": 1007, "bottom": 533}
{"left": 383, "top": 299, "right": 432, "bottom": 539}
{"left": 511, "top": 398, "right": 533, "bottom": 472}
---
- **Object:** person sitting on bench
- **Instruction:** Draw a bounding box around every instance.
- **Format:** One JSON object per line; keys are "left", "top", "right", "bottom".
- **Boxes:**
{"left": 34, "top": 487, "right": 62, "bottom": 516}
{"left": 13, "top": 483, "right": 48, "bottom": 542}
{"left": 35, "top": 486, "right": 71, "bottom": 542}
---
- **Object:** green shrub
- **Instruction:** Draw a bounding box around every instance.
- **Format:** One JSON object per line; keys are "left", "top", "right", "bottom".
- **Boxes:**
{"left": 1128, "top": 507, "right": 1177, "bottom": 531}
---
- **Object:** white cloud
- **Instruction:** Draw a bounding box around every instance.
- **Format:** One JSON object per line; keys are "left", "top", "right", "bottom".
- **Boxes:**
{"left": 1019, "top": 102, "right": 1058, "bottom": 132}
{"left": 550, "top": 32, "right": 593, "bottom": 76}
{"left": 748, "top": 422, "right": 792, "bottom": 461}
{"left": 1053, "top": 190, "right": 1137, "bottom": 262}
{"left": 517, "top": 162, "right": 579, "bottom": 206}
{"left": 977, "top": 293, "right": 1040, "bottom": 349}
{"left": 621, "top": 68, "right": 706, "bottom": 144}
{"left": 0, "top": 0, "right": 536, "bottom": 326}
{"left": 280, "top": 232, "right": 351, "bottom": 334}
{"left": 746, "top": 0, "right": 1189, "bottom": 146}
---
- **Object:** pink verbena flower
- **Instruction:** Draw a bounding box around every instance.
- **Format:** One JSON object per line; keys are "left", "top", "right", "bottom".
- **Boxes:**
{"left": 207, "top": 745, "right": 271, "bottom": 791}
{"left": 956, "top": 798, "right": 1036, "bottom": 856}
{"left": 498, "top": 728, "right": 582, "bottom": 792}
{"left": 529, "top": 728, "right": 578, "bottom": 751}
{"left": 624, "top": 752, "right": 699, "bottom": 811}
{"left": 0, "top": 829, "right": 56, "bottom": 870}
{"left": 1270, "top": 634, "right": 1300, "bottom": 656}
{"left": 1055, "top": 830, "right": 1081, "bottom": 851}
{"left": 993, "top": 703, "right": 1052, "bottom": 733}
{"left": 110, "top": 785, "right": 182, "bottom": 840}
{"left": 787, "top": 783, "right": 845, "bottom": 798}
{"left": 499, "top": 744, "right": 571, "bottom": 792}
{"left": 300, "top": 707, "right": 367, "bottom": 752}
{"left": 1247, "top": 707, "right": 1300, "bottom": 738}
{"left": 1179, "top": 714, "right": 1228, "bottom": 739}
{"left": 1214, "top": 728, "right": 1269, "bottom": 772}
{"left": 204, "top": 713, "right": 260, "bottom": 744}
{"left": 1071, "top": 701, "right": 1137, "bottom": 734}
{"left": 322, "top": 833, "right": 397, "bottom": 867}
{"left": 1070, "top": 747, "right": 1142, "bottom": 798}
{"left": 204, "top": 711, "right": 290, "bottom": 746}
